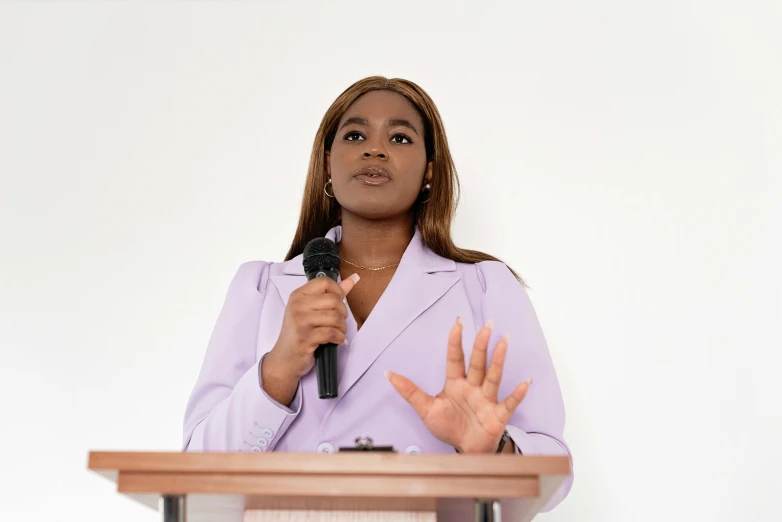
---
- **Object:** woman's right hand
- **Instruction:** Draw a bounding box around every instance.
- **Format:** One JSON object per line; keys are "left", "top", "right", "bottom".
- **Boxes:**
{"left": 261, "top": 273, "right": 360, "bottom": 406}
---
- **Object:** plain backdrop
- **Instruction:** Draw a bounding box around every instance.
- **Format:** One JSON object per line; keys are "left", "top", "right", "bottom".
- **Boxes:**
{"left": 1, "top": 1, "right": 780, "bottom": 521}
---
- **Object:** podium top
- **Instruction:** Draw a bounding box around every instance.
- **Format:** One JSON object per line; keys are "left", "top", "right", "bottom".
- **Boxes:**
{"left": 88, "top": 452, "right": 571, "bottom": 522}
{"left": 90, "top": 451, "right": 569, "bottom": 475}
{"left": 89, "top": 451, "right": 570, "bottom": 499}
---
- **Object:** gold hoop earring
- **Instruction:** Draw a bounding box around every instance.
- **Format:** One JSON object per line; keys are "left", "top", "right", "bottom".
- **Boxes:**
{"left": 324, "top": 178, "right": 335, "bottom": 198}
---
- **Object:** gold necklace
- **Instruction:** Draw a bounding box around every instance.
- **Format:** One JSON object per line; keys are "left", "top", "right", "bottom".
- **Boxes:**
{"left": 341, "top": 257, "right": 400, "bottom": 271}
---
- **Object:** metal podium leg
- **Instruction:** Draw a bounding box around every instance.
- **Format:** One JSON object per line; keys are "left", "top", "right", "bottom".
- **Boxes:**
{"left": 475, "top": 499, "right": 501, "bottom": 522}
{"left": 160, "top": 495, "right": 185, "bottom": 522}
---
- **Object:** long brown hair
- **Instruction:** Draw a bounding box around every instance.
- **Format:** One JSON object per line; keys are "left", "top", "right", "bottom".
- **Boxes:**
{"left": 284, "top": 76, "right": 521, "bottom": 283}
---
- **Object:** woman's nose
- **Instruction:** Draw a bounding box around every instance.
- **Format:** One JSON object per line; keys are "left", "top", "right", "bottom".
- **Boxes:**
{"left": 362, "top": 149, "right": 387, "bottom": 159}
{"left": 362, "top": 138, "right": 387, "bottom": 159}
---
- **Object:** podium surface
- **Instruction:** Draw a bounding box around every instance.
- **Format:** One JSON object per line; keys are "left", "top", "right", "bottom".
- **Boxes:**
{"left": 88, "top": 451, "right": 570, "bottom": 522}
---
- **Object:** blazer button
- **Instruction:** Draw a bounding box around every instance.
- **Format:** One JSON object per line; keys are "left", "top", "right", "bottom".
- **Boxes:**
{"left": 261, "top": 428, "right": 274, "bottom": 438}
{"left": 251, "top": 446, "right": 263, "bottom": 452}
{"left": 404, "top": 445, "right": 422, "bottom": 455}
{"left": 316, "top": 442, "right": 335, "bottom": 454}
{"left": 257, "top": 438, "right": 269, "bottom": 448}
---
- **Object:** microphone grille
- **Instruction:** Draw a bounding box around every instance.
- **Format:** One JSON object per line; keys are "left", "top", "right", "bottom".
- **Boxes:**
{"left": 303, "top": 237, "right": 340, "bottom": 273}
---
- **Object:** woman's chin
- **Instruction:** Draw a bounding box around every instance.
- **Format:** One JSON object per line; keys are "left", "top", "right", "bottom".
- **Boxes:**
{"left": 340, "top": 201, "right": 406, "bottom": 221}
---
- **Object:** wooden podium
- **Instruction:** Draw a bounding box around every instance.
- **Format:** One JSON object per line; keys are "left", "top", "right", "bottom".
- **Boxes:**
{"left": 88, "top": 451, "right": 570, "bottom": 522}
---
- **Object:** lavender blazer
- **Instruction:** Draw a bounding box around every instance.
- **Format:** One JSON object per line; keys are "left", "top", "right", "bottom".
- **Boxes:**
{"left": 183, "top": 226, "right": 573, "bottom": 512}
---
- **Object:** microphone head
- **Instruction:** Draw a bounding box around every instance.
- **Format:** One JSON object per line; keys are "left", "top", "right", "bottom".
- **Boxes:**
{"left": 303, "top": 237, "right": 340, "bottom": 278}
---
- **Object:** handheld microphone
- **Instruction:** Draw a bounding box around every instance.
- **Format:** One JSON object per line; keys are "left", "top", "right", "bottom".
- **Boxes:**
{"left": 302, "top": 237, "right": 341, "bottom": 399}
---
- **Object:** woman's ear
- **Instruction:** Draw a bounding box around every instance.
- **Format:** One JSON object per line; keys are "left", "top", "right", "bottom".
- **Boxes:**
{"left": 424, "top": 161, "right": 433, "bottom": 183}
{"left": 325, "top": 150, "right": 331, "bottom": 176}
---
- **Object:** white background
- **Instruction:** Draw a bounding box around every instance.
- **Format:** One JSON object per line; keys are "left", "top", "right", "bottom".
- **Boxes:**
{"left": 1, "top": 1, "right": 780, "bottom": 521}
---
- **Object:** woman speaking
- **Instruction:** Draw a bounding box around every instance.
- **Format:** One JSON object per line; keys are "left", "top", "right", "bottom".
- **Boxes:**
{"left": 182, "top": 76, "right": 573, "bottom": 512}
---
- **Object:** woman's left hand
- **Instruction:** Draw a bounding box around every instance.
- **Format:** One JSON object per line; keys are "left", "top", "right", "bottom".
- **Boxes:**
{"left": 386, "top": 317, "right": 531, "bottom": 454}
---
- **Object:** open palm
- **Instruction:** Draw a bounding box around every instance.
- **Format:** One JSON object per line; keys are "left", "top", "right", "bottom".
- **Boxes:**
{"left": 386, "top": 318, "right": 531, "bottom": 454}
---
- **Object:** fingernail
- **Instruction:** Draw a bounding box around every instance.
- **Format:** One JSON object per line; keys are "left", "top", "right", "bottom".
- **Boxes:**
{"left": 526, "top": 378, "right": 533, "bottom": 385}
{"left": 384, "top": 370, "right": 392, "bottom": 380}
{"left": 456, "top": 316, "right": 463, "bottom": 325}
{"left": 349, "top": 273, "right": 360, "bottom": 283}
{"left": 343, "top": 338, "right": 349, "bottom": 345}
{"left": 485, "top": 319, "right": 494, "bottom": 330}
{"left": 502, "top": 334, "right": 510, "bottom": 343}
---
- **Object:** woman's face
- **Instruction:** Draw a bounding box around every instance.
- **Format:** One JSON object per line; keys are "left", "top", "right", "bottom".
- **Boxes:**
{"left": 326, "top": 90, "right": 432, "bottom": 221}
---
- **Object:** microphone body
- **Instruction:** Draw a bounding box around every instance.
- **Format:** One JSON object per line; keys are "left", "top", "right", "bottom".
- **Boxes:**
{"left": 302, "top": 237, "right": 341, "bottom": 399}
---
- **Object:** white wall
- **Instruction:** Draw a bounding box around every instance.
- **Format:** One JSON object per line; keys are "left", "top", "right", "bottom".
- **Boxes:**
{"left": 1, "top": 1, "right": 779, "bottom": 521}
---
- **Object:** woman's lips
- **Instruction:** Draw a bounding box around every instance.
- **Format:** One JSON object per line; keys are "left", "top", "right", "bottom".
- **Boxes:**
{"left": 355, "top": 173, "right": 391, "bottom": 185}
{"left": 352, "top": 166, "right": 392, "bottom": 186}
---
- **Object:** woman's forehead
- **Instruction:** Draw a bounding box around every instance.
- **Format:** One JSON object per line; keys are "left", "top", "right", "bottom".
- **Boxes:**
{"left": 341, "top": 90, "right": 423, "bottom": 126}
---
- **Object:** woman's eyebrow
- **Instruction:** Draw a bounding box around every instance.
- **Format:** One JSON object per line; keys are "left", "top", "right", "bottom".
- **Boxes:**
{"left": 386, "top": 119, "right": 420, "bottom": 136}
{"left": 339, "top": 117, "right": 420, "bottom": 136}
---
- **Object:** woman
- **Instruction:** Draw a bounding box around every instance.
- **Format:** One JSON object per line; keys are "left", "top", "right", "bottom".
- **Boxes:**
{"left": 182, "top": 76, "right": 573, "bottom": 512}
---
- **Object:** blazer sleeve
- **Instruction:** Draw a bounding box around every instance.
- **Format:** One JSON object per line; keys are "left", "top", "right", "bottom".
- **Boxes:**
{"left": 477, "top": 261, "right": 574, "bottom": 510}
{"left": 182, "top": 261, "right": 302, "bottom": 452}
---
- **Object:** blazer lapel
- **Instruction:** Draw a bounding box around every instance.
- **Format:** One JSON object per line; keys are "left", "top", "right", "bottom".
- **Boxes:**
{"left": 333, "top": 228, "right": 460, "bottom": 402}
{"left": 269, "top": 226, "right": 461, "bottom": 409}
{"left": 269, "top": 259, "right": 306, "bottom": 306}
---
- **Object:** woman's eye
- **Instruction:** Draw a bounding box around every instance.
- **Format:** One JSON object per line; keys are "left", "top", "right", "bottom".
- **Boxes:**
{"left": 344, "top": 131, "right": 364, "bottom": 141}
{"left": 391, "top": 134, "right": 412, "bottom": 144}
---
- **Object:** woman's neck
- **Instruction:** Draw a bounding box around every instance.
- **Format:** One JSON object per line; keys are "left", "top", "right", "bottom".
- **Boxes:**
{"left": 338, "top": 213, "right": 414, "bottom": 268}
